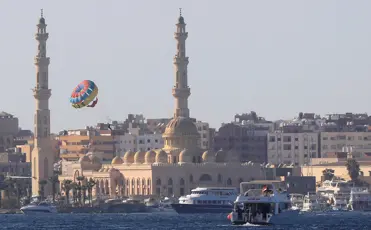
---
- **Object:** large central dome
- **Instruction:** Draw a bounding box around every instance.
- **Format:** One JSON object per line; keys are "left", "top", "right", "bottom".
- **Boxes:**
{"left": 163, "top": 117, "right": 199, "bottom": 138}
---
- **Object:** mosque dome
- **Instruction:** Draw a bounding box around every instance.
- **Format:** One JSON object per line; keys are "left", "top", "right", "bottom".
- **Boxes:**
{"left": 134, "top": 150, "right": 146, "bottom": 164}
{"left": 111, "top": 156, "right": 123, "bottom": 165}
{"left": 145, "top": 150, "right": 157, "bottom": 164}
{"left": 163, "top": 117, "right": 199, "bottom": 138}
{"left": 202, "top": 150, "right": 215, "bottom": 163}
{"left": 78, "top": 155, "right": 90, "bottom": 164}
{"left": 227, "top": 149, "right": 240, "bottom": 163}
{"left": 123, "top": 150, "right": 135, "bottom": 164}
{"left": 155, "top": 150, "right": 168, "bottom": 163}
{"left": 179, "top": 149, "right": 193, "bottom": 163}
{"left": 215, "top": 149, "right": 227, "bottom": 163}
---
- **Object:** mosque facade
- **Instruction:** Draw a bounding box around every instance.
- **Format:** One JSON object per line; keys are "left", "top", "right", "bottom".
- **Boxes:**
{"left": 59, "top": 11, "right": 264, "bottom": 198}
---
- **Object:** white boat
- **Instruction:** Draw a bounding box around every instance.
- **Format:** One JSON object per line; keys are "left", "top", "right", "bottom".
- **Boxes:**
{"left": 301, "top": 192, "right": 330, "bottom": 212}
{"left": 171, "top": 187, "right": 238, "bottom": 214}
{"left": 348, "top": 187, "right": 371, "bottom": 211}
{"left": 317, "top": 179, "right": 351, "bottom": 194}
{"left": 20, "top": 201, "right": 58, "bottom": 214}
{"left": 289, "top": 193, "right": 304, "bottom": 210}
{"left": 229, "top": 180, "right": 296, "bottom": 225}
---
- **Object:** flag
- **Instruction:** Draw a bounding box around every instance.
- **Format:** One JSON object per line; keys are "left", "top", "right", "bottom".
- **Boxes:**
{"left": 262, "top": 185, "right": 268, "bottom": 192}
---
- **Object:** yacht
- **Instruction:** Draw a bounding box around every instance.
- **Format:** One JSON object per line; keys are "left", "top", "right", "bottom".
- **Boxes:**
{"left": 348, "top": 187, "right": 371, "bottom": 211}
{"left": 229, "top": 180, "right": 295, "bottom": 225}
{"left": 317, "top": 179, "right": 352, "bottom": 194}
{"left": 20, "top": 201, "right": 58, "bottom": 214}
{"left": 289, "top": 193, "right": 304, "bottom": 210}
{"left": 171, "top": 187, "right": 238, "bottom": 214}
{"left": 301, "top": 192, "right": 329, "bottom": 212}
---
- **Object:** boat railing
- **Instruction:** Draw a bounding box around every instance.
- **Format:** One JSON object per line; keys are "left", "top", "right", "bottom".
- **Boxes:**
{"left": 243, "top": 189, "right": 273, "bottom": 197}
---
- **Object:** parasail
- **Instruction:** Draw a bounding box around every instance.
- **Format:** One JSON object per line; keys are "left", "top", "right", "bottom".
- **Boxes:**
{"left": 70, "top": 80, "right": 98, "bottom": 108}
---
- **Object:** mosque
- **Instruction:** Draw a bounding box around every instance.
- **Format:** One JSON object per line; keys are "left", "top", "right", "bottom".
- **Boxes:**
{"left": 58, "top": 11, "right": 264, "bottom": 198}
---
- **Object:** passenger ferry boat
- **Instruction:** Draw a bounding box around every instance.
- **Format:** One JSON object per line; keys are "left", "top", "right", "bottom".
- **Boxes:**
{"left": 229, "top": 180, "right": 295, "bottom": 225}
{"left": 171, "top": 187, "right": 238, "bottom": 214}
{"left": 348, "top": 187, "right": 371, "bottom": 211}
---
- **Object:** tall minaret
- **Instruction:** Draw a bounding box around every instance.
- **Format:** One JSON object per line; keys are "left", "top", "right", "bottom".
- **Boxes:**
{"left": 31, "top": 9, "right": 54, "bottom": 196}
{"left": 172, "top": 8, "right": 191, "bottom": 118}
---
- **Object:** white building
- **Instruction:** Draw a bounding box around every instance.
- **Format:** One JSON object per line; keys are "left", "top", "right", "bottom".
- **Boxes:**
{"left": 320, "top": 132, "right": 371, "bottom": 158}
{"left": 195, "top": 121, "right": 210, "bottom": 150}
{"left": 267, "top": 132, "right": 319, "bottom": 166}
{"left": 115, "top": 133, "right": 164, "bottom": 156}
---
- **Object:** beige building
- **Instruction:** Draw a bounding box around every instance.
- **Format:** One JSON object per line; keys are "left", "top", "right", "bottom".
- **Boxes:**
{"left": 321, "top": 132, "right": 371, "bottom": 157}
{"left": 59, "top": 12, "right": 265, "bottom": 199}
{"left": 267, "top": 132, "right": 318, "bottom": 166}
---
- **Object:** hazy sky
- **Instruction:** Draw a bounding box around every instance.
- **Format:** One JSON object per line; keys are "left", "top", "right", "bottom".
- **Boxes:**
{"left": 1, "top": 0, "right": 371, "bottom": 133}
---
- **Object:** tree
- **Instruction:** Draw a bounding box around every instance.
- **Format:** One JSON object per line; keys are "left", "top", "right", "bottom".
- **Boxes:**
{"left": 38, "top": 180, "right": 48, "bottom": 200}
{"left": 48, "top": 173, "right": 60, "bottom": 202}
{"left": 86, "top": 178, "right": 96, "bottom": 207}
{"left": 346, "top": 158, "right": 360, "bottom": 182}
{"left": 61, "top": 179, "right": 72, "bottom": 205}
{"left": 322, "top": 168, "right": 335, "bottom": 181}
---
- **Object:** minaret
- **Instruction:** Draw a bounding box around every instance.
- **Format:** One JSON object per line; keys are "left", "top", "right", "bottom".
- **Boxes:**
{"left": 172, "top": 8, "right": 191, "bottom": 118}
{"left": 31, "top": 9, "right": 54, "bottom": 197}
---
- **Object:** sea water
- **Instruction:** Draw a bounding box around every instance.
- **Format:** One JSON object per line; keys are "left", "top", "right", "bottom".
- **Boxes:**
{"left": 0, "top": 212, "right": 370, "bottom": 229}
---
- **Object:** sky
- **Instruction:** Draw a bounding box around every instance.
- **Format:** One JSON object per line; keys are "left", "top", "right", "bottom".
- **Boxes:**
{"left": 1, "top": 0, "right": 371, "bottom": 133}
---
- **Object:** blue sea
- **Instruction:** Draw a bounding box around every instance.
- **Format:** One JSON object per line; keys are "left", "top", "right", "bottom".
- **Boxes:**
{"left": 0, "top": 212, "right": 371, "bottom": 229}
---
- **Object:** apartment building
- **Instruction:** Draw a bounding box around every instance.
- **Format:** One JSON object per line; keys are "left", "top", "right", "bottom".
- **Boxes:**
{"left": 267, "top": 132, "right": 319, "bottom": 166}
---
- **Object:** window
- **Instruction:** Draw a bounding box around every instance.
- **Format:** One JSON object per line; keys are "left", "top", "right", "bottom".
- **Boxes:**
{"left": 147, "top": 139, "right": 150, "bottom": 143}
{"left": 294, "top": 137, "right": 298, "bottom": 141}
{"left": 283, "top": 136, "right": 291, "bottom": 142}
{"left": 322, "top": 145, "right": 328, "bottom": 149}
{"left": 283, "top": 144, "right": 291, "bottom": 150}
{"left": 322, "top": 137, "right": 328, "bottom": 140}
{"left": 294, "top": 146, "right": 298, "bottom": 150}
{"left": 155, "top": 139, "right": 158, "bottom": 143}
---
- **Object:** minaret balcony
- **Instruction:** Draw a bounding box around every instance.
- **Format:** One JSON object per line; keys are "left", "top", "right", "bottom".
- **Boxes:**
{"left": 172, "top": 87, "right": 190, "bottom": 98}
{"left": 174, "top": 32, "right": 188, "bottom": 39}
{"left": 33, "top": 87, "right": 51, "bottom": 100}
{"left": 34, "top": 57, "right": 50, "bottom": 65}
{"left": 173, "top": 56, "right": 189, "bottom": 64}
{"left": 35, "top": 33, "right": 49, "bottom": 41}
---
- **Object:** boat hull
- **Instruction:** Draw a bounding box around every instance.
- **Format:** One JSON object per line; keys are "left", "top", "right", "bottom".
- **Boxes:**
{"left": 231, "top": 210, "right": 300, "bottom": 225}
{"left": 21, "top": 208, "right": 57, "bottom": 214}
{"left": 171, "top": 204, "right": 233, "bottom": 214}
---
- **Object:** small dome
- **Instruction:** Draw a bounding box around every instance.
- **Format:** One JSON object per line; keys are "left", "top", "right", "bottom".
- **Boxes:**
{"left": 227, "top": 149, "right": 240, "bottom": 163}
{"left": 145, "top": 150, "right": 157, "bottom": 164}
{"left": 111, "top": 156, "right": 123, "bottom": 165}
{"left": 178, "top": 16, "right": 184, "bottom": 24}
{"left": 134, "top": 151, "right": 145, "bottom": 164}
{"left": 179, "top": 149, "right": 192, "bottom": 163}
{"left": 155, "top": 150, "right": 168, "bottom": 163}
{"left": 215, "top": 149, "right": 227, "bottom": 163}
{"left": 202, "top": 150, "right": 215, "bottom": 163}
{"left": 163, "top": 117, "right": 199, "bottom": 138}
{"left": 123, "top": 150, "right": 135, "bottom": 163}
{"left": 39, "top": 17, "right": 45, "bottom": 24}
{"left": 79, "top": 155, "right": 90, "bottom": 164}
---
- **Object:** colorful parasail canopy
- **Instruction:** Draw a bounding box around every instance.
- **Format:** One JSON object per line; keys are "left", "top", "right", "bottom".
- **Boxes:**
{"left": 70, "top": 80, "right": 98, "bottom": 109}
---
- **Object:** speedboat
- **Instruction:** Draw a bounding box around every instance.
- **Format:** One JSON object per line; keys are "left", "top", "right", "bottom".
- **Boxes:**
{"left": 20, "top": 201, "right": 58, "bottom": 214}
{"left": 229, "top": 180, "right": 297, "bottom": 225}
{"left": 171, "top": 187, "right": 238, "bottom": 214}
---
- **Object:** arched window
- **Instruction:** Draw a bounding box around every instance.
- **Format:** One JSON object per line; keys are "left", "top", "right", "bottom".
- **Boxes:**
{"left": 217, "top": 174, "right": 222, "bottom": 183}
{"left": 227, "top": 178, "right": 232, "bottom": 186}
{"left": 180, "top": 178, "right": 185, "bottom": 186}
{"left": 189, "top": 174, "right": 193, "bottom": 183}
{"left": 142, "top": 178, "right": 146, "bottom": 186}
{"left": 147, "top": 178, "right": 151, "bottom": 186}
{"left": 168, "top": 178, "right": 173, "bottom": 186}
{"left": 131, "top": 178, "right": 135, "bottom": 187}
{"left": 156, "top": 178, "right": 161, "bottom": 186}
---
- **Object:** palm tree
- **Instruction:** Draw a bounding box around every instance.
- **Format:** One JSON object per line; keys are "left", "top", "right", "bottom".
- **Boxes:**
{"left": 76, "top": 176, "right": 85, "bottom": 206}
{"left": 38, "top": 180, "right": 47, "bottom": 200}
{"left": 71, "top": 182, "right": 78, "bottom": 205}
{"left": 346, "top": 158, "right": 360, "bottom": 182}
{"left": 322, "top": 168, "right": 335, "bottom": 181}
{"left": 86, "top": 178, "right": 96, "bottom": 206}
{"left": 61, "top": 179, "right": 72, "bottom": 205}
{"left": 48, "top": 174, "right": 59, "bottom": 202}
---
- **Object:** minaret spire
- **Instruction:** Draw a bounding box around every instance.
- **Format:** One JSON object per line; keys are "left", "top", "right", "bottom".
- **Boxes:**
{"left": 31, "top": 10, "right": 53, "bottom": 196}
{"left": 172, "top": 10, "right": 190, "bottom": 118}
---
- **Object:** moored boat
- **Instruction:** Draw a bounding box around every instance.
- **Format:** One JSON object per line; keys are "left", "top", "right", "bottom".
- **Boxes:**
{"left": 20, "top": 201, "right": 58, "bottom": 214}
{"left": 171, "top": 187, "right": 238, "bottom": 214}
